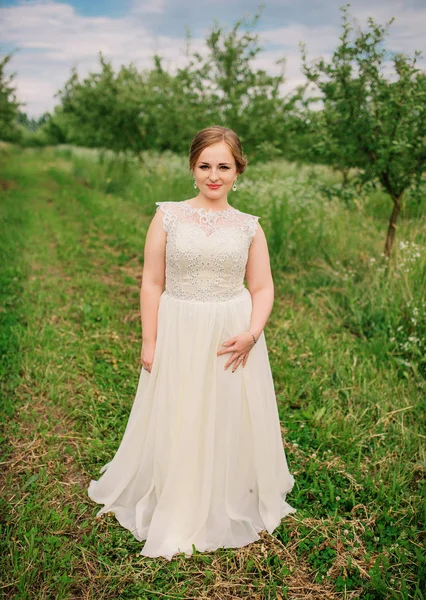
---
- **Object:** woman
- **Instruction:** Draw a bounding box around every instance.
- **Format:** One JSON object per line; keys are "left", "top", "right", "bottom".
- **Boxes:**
{"left": 88, "top": 125, "right": 296, "bottom": 560}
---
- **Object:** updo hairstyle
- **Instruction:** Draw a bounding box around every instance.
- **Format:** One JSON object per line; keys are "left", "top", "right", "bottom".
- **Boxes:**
{"left": 189, "top": 126, "right": 248, "bottom": 175}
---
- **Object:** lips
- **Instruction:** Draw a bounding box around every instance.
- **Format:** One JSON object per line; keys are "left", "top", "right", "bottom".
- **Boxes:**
{"left": 207, "top": 185, "right": 221, "bottom": 189}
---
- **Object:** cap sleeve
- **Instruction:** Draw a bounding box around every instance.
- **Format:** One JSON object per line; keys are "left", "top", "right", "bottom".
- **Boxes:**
{"left": 155, "top": 201, "right": 176, "bottom": 234}
{"left": 246, "top": 214, "right": 261, "bottom": 244}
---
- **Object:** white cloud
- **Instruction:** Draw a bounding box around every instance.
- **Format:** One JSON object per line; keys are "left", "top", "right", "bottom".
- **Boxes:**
{"left": 16, "top": 76, "right": 59, "bottom": 114}
{"left": 1, "top": 1, "right": 154, "bottom": 61}
{"left": 0, "top": 0, "right": 194, "bottom": 115}
{"left": 130, "top": 0, "right": 167, "bottom": 14}
{"left": 0, "top": 0, "right": 424, "bottom": 118}
{"left": 259, "top": 24, "right": 338, "bottom": 55}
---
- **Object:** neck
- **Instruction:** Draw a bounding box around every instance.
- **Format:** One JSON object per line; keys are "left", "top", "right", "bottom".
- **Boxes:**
{"left": 190, "top": 194, "right": 230, "bottom": 210}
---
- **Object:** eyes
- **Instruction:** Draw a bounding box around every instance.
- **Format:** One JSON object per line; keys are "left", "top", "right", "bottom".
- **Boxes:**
{"left": 199, "top": 165, "right": 230, "bottom": 170}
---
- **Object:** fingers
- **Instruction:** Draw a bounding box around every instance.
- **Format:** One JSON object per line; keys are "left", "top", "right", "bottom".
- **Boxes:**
{"left": 224, "top": 351, "right": 238, "bottom": 370}
{"left": 220, "top": 336, "right": 254, "bottom": 370}
{"left": 224, "top": 351, "right": 249, "bottom": 372}
{"left": 141, "top": 361, "right": 152, "bottom": 373}
{"left": 231, "top": 355, "right": 244, "bottom": 372}
{"left": 217, "top": 339, "right": 236, "bottom": 356}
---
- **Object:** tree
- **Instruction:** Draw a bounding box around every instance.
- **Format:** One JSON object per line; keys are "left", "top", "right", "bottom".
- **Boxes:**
{"left": 178, "top": 5, "right": 305, "bottom": 161}
{"left": 56, "top": 53, "right": 148, "bottom": 160}
{"left": 301, "top": 4, "right": 426, "bottom": 256}
{"left": 53, "top": 8, "right": 305, "bottom": 163}
{"left": 0, "top": 54, "right": 22, "bottom": 142}
{"left": 55, "top": 52, "right": 211, "bottom": 158}
{"left": 142, "top": 54, "right": 214, "bottom": 154}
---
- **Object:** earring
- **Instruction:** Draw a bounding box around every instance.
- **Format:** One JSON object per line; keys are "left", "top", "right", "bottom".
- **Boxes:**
{"left": 193, "top": 177, "right": 198, "bottom": 189}
{"left": 232, "top": 180, "right": 238, "bottom": 191}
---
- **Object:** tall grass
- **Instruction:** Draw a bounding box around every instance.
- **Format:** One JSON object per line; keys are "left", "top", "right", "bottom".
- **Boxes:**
{"left": 1, "top": 143, "right": 424, "bottom": 599}
{"left": 55, "top": 142, "right": 426, "bottom": 379}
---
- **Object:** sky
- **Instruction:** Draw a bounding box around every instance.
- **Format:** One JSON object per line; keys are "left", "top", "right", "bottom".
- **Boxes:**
{"left": 0, "top": 0, "right": 425, "bottom": 118}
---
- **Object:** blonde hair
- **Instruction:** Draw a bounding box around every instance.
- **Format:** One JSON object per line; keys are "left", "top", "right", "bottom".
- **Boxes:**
{"left": 189, "top": 126, "right": 248, "bottom": 175}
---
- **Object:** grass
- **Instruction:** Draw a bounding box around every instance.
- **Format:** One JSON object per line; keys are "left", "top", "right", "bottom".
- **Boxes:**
{"left": 0, "top": 143, "right": 425, "bottom": 599}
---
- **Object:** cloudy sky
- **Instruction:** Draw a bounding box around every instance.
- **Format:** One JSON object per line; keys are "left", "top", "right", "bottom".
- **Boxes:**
{"left": 0, "top": 0, "right": 425, "bottom": 118}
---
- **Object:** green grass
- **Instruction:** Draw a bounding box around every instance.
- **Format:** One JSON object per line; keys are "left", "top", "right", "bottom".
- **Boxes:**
{"left": 1, "top": 143, "right": 425, "bottom": 599}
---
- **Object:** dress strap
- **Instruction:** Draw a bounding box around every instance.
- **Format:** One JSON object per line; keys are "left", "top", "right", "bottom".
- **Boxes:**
{"left": 155, "top": 201, "right": 176, "bottom": 233}
{"left": 155, "top": 201, "right": 170, "bottom": 211}
{"left": 246, "top": 214, "right": 260, "bottom": 242}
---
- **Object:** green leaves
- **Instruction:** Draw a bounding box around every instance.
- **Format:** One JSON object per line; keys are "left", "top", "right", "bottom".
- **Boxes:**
{"left": 0, "top": 54, "right": 22, "bottom": 142}
{"left": 300, "top": 5, "right": 426, "bottom": 256}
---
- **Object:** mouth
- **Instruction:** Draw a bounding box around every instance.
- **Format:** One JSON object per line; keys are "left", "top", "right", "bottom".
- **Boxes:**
{"left": 207, "top": 184, "right": 221, "bottom": 189}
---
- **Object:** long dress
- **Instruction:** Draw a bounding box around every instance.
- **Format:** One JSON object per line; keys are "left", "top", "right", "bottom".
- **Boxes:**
{"left": 87, "top": 199, "right": 296, "bottom": 560}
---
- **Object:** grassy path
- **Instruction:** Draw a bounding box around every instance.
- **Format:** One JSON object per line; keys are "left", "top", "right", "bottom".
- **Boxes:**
{"left": 0, "top": 146, "right": 424, "bottom": 599}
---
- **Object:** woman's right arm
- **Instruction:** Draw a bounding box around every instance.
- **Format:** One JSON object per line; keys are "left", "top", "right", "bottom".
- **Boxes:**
{"left": 140, "top": 209, "right": 166, "bottom": 371}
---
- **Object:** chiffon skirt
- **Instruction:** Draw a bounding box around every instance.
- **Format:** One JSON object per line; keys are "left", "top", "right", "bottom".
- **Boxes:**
{"left": 87, "top": 286, "right": 296, "bottom": 560}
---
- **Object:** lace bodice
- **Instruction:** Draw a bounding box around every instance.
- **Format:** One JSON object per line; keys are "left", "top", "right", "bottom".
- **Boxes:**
{"left": 155, "top": 200, "right": 260, "bottom": 302}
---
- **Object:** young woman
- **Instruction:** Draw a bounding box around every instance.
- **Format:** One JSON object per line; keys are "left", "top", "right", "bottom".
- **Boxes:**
{"left": 88, "top": 125, "right": 296, "bottom": 560}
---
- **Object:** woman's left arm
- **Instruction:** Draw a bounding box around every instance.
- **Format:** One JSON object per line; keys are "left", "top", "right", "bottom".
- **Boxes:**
{"left": 216, "top": 223, "right": 274, "bottom": 371}
{"left": 244, "top": 222, "right": 274, "bottom": 342}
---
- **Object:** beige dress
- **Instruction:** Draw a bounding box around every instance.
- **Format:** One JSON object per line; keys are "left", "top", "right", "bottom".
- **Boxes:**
{"left": 88, "top": 200, "right": 296, "bottom": 560}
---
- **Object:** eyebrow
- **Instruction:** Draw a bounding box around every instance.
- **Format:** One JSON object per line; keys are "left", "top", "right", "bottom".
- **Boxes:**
{"left": 198, "top": 162, "right": 232, "bottom": 166}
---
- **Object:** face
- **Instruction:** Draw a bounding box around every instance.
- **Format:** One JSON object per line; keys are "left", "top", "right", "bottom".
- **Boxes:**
{"left": 192, "top": 141, "right": 238, "bottom": 200}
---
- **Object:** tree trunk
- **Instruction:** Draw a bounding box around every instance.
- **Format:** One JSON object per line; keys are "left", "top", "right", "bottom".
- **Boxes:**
{"left": 342, "top": 167, "right": 350, "bottom": 187}
{"left": 122, "top": 128, "right": 144, "bottom": 164}
{"left": 384, "top": 194, "right": 403, "bottom": 257}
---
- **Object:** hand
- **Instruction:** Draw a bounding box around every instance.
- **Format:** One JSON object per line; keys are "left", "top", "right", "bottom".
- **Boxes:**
{"left": 217, "top": 331, "right": 256, "bottom": 372}
{"left": 140, "top": 342, "right": 156, "bottom": 373}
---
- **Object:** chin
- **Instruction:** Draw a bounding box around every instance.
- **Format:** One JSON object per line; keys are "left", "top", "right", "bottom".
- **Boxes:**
{"left": 206, "top": 187, "right": 225, "bottom": 194}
